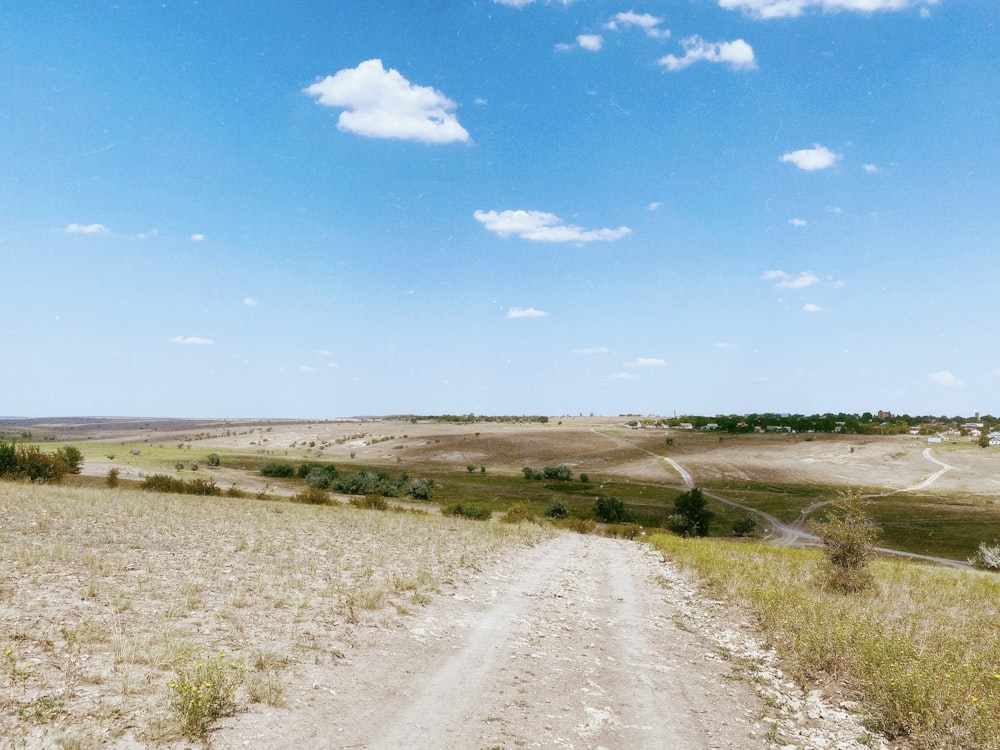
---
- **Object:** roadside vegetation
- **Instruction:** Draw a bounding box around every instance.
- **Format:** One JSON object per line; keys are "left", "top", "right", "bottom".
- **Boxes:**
{"left": 649, "top": 534, "right": 1000, "bottom": 750}
{"left": 0, "top": 482, "right": 550, "bottom": 745}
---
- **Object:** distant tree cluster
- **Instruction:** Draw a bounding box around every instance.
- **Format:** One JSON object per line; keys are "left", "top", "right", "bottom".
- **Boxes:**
{"left": 522, "top": 465, "right": 575, "bottom": 482}
{"left": 261, "top": 462, "right": 434, "bottom": 500}
{"left": 641, "top": 412, "right": 996, "bottom": 436}
{"left": 0, "top": 442, "right": 82, "bottom": 483}
{"left": 422, "top": 414, "right": 549, "bottom": 425}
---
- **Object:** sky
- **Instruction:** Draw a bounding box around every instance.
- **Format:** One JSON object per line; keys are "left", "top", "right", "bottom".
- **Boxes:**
{"left": 2, "top": 0, "right": 998, "bottom": 419}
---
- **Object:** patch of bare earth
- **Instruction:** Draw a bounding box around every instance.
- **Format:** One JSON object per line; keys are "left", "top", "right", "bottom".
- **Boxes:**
{"left": 214, "top": 533, "right": 881, "bottom": 750}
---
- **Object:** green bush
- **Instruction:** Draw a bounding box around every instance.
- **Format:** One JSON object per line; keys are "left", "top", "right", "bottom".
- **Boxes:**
{"left": 732, "top": 515, "right": 758, "bottom": 537}
{"left": 261, "top": 463, "right": 295, "bottom": 478}
{"left": 501, "top": 503, "right": 535, "bottom": 524}
{"left": 168, "top": 652, "right": 245, "bottom": 740}
{"left": 594, "top": 496, "right": 636, "bottom": 524}
{"left": 668, "top": 487, "right": 713, "bottom": 537}
{"left": 205, "top": 453, "right": 221, "bottom": 467}
{"left": 142, "top": 475, "right": 222, "bottom": 496}
{"left": 809, "top": 489, "right": 880, "bottom": 593}
{"left": 544, "top": 498, "right": 568, "bottom": 519}
{"left": 442, "top": 502, "right": 491, "bottom": 521}
{"left": 406, "top": 477, "right": 434, "bottom": 501}
{"left": 350, "top": 494, "right": 389, "bottom": 511}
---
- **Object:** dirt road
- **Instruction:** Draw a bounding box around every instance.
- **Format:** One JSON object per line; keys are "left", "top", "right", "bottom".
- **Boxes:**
{"left": 214, "top": 533, "right": 876, "bottom": 750}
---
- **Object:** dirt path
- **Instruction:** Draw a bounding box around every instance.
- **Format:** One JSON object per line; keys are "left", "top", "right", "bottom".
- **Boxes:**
{"left": 213, "top": 533, "right": 878, "bottom": 750}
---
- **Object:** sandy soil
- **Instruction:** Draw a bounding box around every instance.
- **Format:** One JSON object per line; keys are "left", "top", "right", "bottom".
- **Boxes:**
{"left": 212, "top": 533, "right": 883, "bottom": 750}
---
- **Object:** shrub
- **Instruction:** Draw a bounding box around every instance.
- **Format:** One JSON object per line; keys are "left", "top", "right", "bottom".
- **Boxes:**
{"left": 809, "top": 489, "right": 880, "bottom": 593}
{"left": 732, "top": 514, "right": 758, "bottom": 537}
{"left": 142, "top": 475, "right": 222, "bottom": 496}
{"left": 501, "top": 503, "right": 534, "bottom": 524}
{"left": 205, "top": 453, "right": 221, "bottom": 467}
{"left": 106, "top": 468, "right": 120, "bottom": 488}
{"left": 544, "top": 498, "right": 568, "bottom": 519}
{"left": 558, "top": 518, "right": 596, "bottom": 535}
{"left": 57, "top": 445, "right": 83, "bottom": 474}
{"left": 579, "top": 473, "right": 590, "bottom": 484}
{"left": 969, "top": 541, "right": 1000, "bottom": 570}
{"left": 293, "top": 487, "right": 330, "bottom": 505}
{"left": 543, "top": 465, "right": 573, "bottom": 482}
{"left": 602, "top": 523, "right": 641, "bottom": 539}
{"left": 594, "top": 496, "right": 635, "bottom": 524}
{"left": 442, "top": 503, "right": 491, "bottom": 521}
{"left": 168, "top": 652, "right": 245, "bottom": 740}
{"left": 350, "top": 494, "right": 389, "bottom": 511}
{"left": 406, "top": 477, "right": 434, "bottom": 501}
{"left": 260, "top": 463, "right": 295, "bottom": 478}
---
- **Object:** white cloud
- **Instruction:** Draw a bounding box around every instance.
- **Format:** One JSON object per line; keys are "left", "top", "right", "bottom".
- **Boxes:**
{"left": 190, "top": 233, "right": 206, "bottom": 242}
{"left": 763, "top": 270, "right": 819, "bottom": 289}
{"left": 930, "top": 370, "right": 964, "bottom": 387}
{"left": 624, "top": 357, "right": 666, "bottom": 368}
{"left": 493, "top": 0, "right": 537, "bottom": 6}
{"left": 659, "top": 36, "right": 756, "bottom": 71}
{"left": 507, "top": 307, "right": 548, "bottom": 319}
{"left": 788, "top": 218, "right": 808, "bottom": 227}
{"left": 780, "top": 144, "right": 840, "bottom": 171}
{"left": 170, "top": 336, "right": 214, "bottom": 345}
{"left": 243, "top": 297, "right": 259, "bottom": 307}
{"left": 605, "top": 11, "right": 670, "bottom": 38}
{"left": 718, "top": 0, "right": 937, "bottom": 20}
{"left": 715, "top": 342, "right": 739, "bottom": 350}
{"left": 577, "top": 34, "right": 603, "bottom": 51}
{"left": 65, "top": 223, "right": 108, "bottom": 234}
{"left": 802, "top": 303, "right": 826, "bottom": 313}
{"left": 647, "top": 201, "right": 664, "bottom": 211}
{"left": 474, "top": 209, "right": 630, "bottom": 243}
{"left": 862, "top": 163, "right": 881, "bottom": 174}
{"left": 299, "top": 365, "right": 319, "bottom": 373}
{"left": 304, "top": 59, "right": 469, "bottom": 144}
{"left": 576, "top": 346, "right": 609, "bottom": 355}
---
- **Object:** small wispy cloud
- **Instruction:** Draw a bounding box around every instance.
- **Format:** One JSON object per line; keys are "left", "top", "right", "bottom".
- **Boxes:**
{"left": 715, "top": 342, "right": 739, "bottom": 350}
{"left": 576, "top": 346, "right": 609, "bottom": 355}
{"left": 930, "top": 370, "right": 964, "bottom": 387}
{"left": 802, "top": 303, "right": 826, "bottom": 313}
{"left": 862, "top": 163, "right": 881, "bottom": 174}
{"left": 243, "top": 297, "right": 259, "bottom": 307}
{"left": 170, "top": 336, "right": 214, "bottom": 345}
{"left": 611, "top": 372, "right": 638, "bottom": 380}
{"left": 659, "top": 36, "right": 756, "bottom": 71}
{"left": 763, "top": 270, "right": 820, "bottom": 289}
{"left": 624, "top": 357, "right": 666, "bottom": 368}
{"left": 65, "top": 223, "right": 108, "bottom": 234}
{"left": 304, "top": 59, "right": 469, "bottom": 144}
{"left": 299, "top": 365, "right": 319, "bottom": 373}
{"left": 507, "top": 307, "right": 548, "bottom": 319}
{"left": 788, "top": 218, "right": 807, "bottom": 227}
{"left": 780, "top": 144, "right": 840, "bottom": 171}
{"left": 577, "top": 34, "right": 603, "bottom": 51}
{"left": 474, "top": 209, "right": 630, "bottom": 243}
{"left": 647, "top": 201, "right": 664, "bottom": 211}
{"left": 190, "top": 233, "right": 206, "bottom": 242}
{"left": 605, "top": 11, "right": 670, "bottom": 38}
{"left": 492, "top": 0, "right": 537, "bottom": 6}
{"left": 717, "top": 0, "right": 937, "bottom": 20}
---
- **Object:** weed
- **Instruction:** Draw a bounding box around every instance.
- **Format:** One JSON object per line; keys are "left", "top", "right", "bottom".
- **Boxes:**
{"left": 501, "top": 502, "right": 535, "bottom": 524}
{"left": 167, "top": 651, "right": 245, "bottom": 740}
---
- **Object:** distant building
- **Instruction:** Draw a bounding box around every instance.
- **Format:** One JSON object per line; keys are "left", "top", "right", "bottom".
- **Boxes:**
{"left": 877, "top": 410, "right": 892, "bottom": 420}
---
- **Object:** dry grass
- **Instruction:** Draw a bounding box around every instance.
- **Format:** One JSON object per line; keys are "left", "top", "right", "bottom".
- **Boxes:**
{"left": 649, "top": 534, "right": 1000, "bottom": 750}
{"left": 0, "top": 482, "right": 550, "bottom": 747}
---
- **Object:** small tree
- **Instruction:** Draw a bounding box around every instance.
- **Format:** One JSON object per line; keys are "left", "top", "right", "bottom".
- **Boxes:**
{"left": 406, "top": 478, "right": 434, "bottom": 501}
{"left": 810, "top": 489, "right": 881, "bottom": 593}
{"left": 669, "top": 487, "right": 713, "bottom": 537}
{"left": 732, "top": 515, "right": 757, "bottom": 537}
{"left": 594, "top": 496, "right": 635, "bottom": 524}
{"left": 206, "top": 453, "right": 221, "bottom": 467}
{"left": 544, "top": 498, "right": 568, "bottom": 519}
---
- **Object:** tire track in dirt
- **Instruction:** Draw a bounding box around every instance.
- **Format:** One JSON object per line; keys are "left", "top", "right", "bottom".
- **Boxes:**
{"left": 214, "top": 533, "right": 767, "bottom": 749}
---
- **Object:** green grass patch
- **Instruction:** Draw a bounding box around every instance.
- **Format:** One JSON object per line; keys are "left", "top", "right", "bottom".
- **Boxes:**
{"left": 649, "top": 534, "right": 1000, "bottom": 750}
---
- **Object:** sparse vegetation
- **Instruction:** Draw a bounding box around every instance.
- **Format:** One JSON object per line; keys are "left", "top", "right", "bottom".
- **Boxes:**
{"left": 168, "top": 651, "right": 245, "bottom": 740}
{"left": 810, "top": 489, "right": 881, "bottom": 593}
{"left": 593, "top": 496, "right": 636, "bottom": 524}
{"left": 649, "top": 534, "right": 1000, "bottom": 750}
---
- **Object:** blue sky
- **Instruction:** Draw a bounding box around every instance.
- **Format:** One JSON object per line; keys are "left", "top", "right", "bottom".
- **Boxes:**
{"left": 2, "top": 0, "right": 998, "bottom": 418}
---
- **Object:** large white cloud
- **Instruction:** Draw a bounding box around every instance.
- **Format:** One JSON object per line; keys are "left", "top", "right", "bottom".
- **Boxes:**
{"left": 304, "top": 59, "right": 469, "bottom": 144}
{"left": 474, "top": 209, "right": 631, "bottom": 243}
{"left": 659, "top": 36, "right": 756, "bottom": 71}
{"left": 780, "top": 144, "right": 840, "bottom": 171}
{"left": 718, "top": 0, "right": 936, "bottom": 19}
